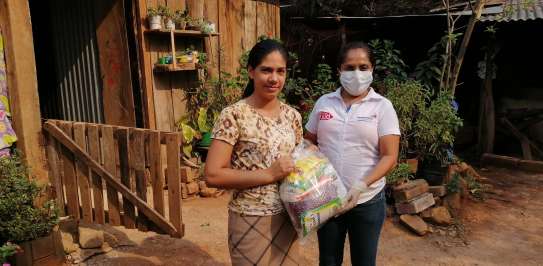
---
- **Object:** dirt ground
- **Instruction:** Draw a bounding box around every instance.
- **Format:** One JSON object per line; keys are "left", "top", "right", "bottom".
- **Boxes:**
{"left": 83, "top": 167, "right": 543, "bottom": 266}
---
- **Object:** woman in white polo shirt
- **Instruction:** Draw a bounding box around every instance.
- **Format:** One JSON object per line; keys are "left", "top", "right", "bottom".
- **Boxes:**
{"left": 305, "top": 41, "right": 400, "bottom": 266}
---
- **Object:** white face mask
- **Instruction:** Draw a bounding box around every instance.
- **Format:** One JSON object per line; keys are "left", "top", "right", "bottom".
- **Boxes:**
{"left": 339, "top": 70, "right": 373, "bottom": 96}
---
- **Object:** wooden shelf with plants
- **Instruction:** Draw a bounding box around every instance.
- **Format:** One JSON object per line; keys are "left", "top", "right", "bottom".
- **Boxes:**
{"left": 145, "top": 29, "right": 219, "bottom": 38}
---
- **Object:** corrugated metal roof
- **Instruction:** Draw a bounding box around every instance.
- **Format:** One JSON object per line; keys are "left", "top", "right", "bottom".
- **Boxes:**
{"left": 481, "top": 0, "right": 543, "bottom": 22}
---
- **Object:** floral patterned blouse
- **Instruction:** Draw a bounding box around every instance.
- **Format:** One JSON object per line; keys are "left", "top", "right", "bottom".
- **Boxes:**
{"left": 212, "top": 99, "right": 303, "bottom": 216}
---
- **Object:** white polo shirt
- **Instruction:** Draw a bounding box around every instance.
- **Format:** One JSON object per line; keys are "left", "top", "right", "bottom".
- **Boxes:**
{"left": 306, "top": 88, "right": 400, "bottom": 204}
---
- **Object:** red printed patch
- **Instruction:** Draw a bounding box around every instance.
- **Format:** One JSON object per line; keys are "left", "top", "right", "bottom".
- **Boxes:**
{"left": 319, "top": 112, "right": 333, "bottom": 120}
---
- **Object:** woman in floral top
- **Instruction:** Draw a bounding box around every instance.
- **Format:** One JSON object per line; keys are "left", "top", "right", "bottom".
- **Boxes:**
{"left": 205, "top": 39, "right": 303, "bottom": 266}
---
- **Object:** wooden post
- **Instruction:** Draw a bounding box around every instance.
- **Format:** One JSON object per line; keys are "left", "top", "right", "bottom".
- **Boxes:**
{"left": 94, "top": 0, "right": 136, "bottom": 127}
{"left": 148, "top": 131, "right": 165, "bottom": 215}
{"left": 102, "top": 125, "right": 121, "bottom": 225}
{"left": 87, "top": 124, "right": 105, "bottom": 224}
{"left": 117, "top": 128, "right": 136, "bottom": 228}
{"left": 73, "top": 123, "right": 93, "bottom": 223}
{"left": 0, "top": 0, "right": 48, "bottom": 182}
{"left": 165, "top": 133, "right": 184, "bottom": 237}
{"left": 131, "top": 128, "right": 149, "bottom": 231}
{"left": 45, "top": 132, "right": 65, "bottom": 216}
{"left": 58, "top": 121, "right": 80, "bottom": 219}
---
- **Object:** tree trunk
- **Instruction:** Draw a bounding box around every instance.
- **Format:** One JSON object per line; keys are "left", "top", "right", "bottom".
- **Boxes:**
{"left": 451, "top": 0, "right": 486, "bottom": 94}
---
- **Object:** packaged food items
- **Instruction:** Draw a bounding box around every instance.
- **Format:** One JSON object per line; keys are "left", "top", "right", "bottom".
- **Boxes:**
{"left": 280, "top": 141, "right": 347, "bottom": 238}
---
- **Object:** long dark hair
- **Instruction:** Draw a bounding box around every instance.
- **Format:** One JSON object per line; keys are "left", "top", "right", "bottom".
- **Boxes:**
{"left": 242, "top": 39, "right": 288, "bottom": 98}
{"left": 337, "top": 41, "right": 376, "bottom": 68}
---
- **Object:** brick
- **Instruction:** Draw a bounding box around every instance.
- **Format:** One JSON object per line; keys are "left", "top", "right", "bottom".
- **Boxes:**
{"left": 187, "top": 182, "right": 199, "bottom": 194}
{"left": 393, "top": 179, "right": 429, "bottom": 203}
{"left": 400, "top": 214, "right": 429, "bottom": 236}
{"left": 181, "top": 183, "right": 188, "bottom": 199}
{"left": 429, "top": 185, "right": 446, "bottom": 197}
{"left": 395, "top": 192, "right": 435, "bottom": 214}
{"left": 180, "top": 167, "right": 196, "bottom": 183}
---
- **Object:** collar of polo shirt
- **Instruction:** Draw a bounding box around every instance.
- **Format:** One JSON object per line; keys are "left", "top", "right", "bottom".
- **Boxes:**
{"left": 329, "top": 87, "right": 382, "bottom": 102}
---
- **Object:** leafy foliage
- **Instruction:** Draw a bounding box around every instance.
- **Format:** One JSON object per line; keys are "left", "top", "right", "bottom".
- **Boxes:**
{"left": 369, "top": 39, "right": 408, "bottom": 82}
{"left": 0, "top": 242, "right": 18, "bottom": 263}
{"left": 0, "top": 153, "right": 59, "bottom": 244}
{"left": 384, "top": 79, "right": 429, "bottom": 159}
{"left": 386, "top": 163, "right": 413, "bottom": 185}
{"left": 414, "top": 91, "right": 463, "bottom": 164}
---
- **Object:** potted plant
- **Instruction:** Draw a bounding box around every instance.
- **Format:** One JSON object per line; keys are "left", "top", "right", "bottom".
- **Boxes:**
{"left": 384, "top": 78, "right": 429, "bottom": 173}
{"left": 201, "top": 21, "right": 215, "bottom": 34}
{"left": 414, "top": 91, "right": 463, "bottom": 185}
{"left": 160, "top": 6, "right": 175, "bottom": 30}
{"left": 187, "top": 17, "right": 203, "bottom": 31}
{"left": 0, "top": 152, "right": 62, "bottom": 265}
{"left": 147, "top": 7, "right": 162, "bottom": 30}
{"left": 174, "top": 9, "right": 188, "bottom": 30}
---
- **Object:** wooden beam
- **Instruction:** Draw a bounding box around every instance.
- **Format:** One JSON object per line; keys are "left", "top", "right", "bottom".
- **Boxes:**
{"left": 43, "top": 121, "right": 179, "bottom": 237}
{"left": 94, "top": 0, "right": 136, "bottom": 127}
{"left": 135, "top": 0, "right": 156, "bottom": 129}
{"left": 501, "top": 118, "right": 543, "bottom": 159}
{"left": 0, "top": 0, "right": 48, "bottom": 182}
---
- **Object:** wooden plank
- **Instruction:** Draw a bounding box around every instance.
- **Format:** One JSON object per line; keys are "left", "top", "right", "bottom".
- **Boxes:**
{"left": 167, "top": 0, "right": 185, "bottom": 12}
{"left": 58, "top": 122, "right": 80, "bottom": 219}
{"left": 256, "top": 1, "right": 268, "bottom": 39}
{"left": 0, "top": 0, "right": 47, "bottom": 181}
{"left": 148, "top": 131, "right": 165, "bottom": 215}
{"left": 45, "top": 132, "right": 65, "bottom": 216}
{"left": 229, "top": 0, "right": 244, "bottom": 73}
{"left": 116, "top": 128, "right": 136, "bottom": 228}
{"left": 73, "top": 123, "right": 93, "bottom": 223}
{"left": 218, "top": 0, "right": 231, "bottom": 74}
{"left": 243, "top": 0, "right": 257, "bottom": 52}
{"left": 136, "top": 0, "right": 156, "bottom": 129}
{"left": 130, "top": 129, "right": 149, "bottom": 231}
{"left": 187, "top": 0, "right": 204, "bottom": 19}
{"left": 165, "top": 133, "right": 184, "bottom": 237}
{"left": 88, "top": 124, "right": 105, "bottom": 224}
{"left": 274, "top": 0, "right": 280, "bottom": 38}
{"left": 204, "top": 0, "right": 220, "bottom": 77}
{"left": 266, "top": 2, "right": 277, "bottom": 37}
{"left": 43, "top": 122, "right": 180, "bottom": 237}
{"left": 94, "top": 0, "right": 136, "bottom": 127}
{"left": 502, "top": 118, "right": 543, "bottom": 158}
{"left": 101, "top": 126, "right": 121, "bottom": 225}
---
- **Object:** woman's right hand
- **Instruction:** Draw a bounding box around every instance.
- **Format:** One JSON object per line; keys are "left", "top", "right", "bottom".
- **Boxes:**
{"left": 267, "top": 155, "right": 295, "bottom": 182}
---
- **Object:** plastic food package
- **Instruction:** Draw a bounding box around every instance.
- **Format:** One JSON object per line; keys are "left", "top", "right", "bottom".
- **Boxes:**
{"left": 280, "top": 141, "right": 347, "bottom": 238}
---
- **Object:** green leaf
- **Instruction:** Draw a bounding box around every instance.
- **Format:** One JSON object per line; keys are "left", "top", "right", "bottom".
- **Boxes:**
{"left": 197, "top": 107, "right": 209, "bottom": 132}
{"left": 181, "top": 123, "right": 195, "bottom": 143}
{"left": 182, "top": 144, "right": 193, "bottom": 157}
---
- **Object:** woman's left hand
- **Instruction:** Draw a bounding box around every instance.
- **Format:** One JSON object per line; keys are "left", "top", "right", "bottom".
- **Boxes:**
{"left": 337, "top": 180, "right": 369, "bottom": 216}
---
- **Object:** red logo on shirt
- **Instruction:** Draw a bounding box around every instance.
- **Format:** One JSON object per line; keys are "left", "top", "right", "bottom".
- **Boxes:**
{"left": 319, "top": 112, "right": 333, "bottom": 120}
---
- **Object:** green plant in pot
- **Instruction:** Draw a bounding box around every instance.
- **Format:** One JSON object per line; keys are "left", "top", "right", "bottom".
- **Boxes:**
{"left": 0, "top": 152, "right": 60, "bottom": 264}
{"left": 414, "top": 91, "right": 463, "bottom": 184}
{"left": 384, "top": 78, "right": 430, "bottom": 173}
{"left": 174, "top": 9, "right": 188, "bottom": 30}
{"left": 160, "top": 6, "right": 175, "bottom": 30}
{"left": 147, "top": 7, "right": 162, "bottom": 30}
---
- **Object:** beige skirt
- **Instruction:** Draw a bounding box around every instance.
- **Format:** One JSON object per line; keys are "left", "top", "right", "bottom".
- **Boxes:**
{"left": 228, "top": 210, "right": 299, "bottom": 266}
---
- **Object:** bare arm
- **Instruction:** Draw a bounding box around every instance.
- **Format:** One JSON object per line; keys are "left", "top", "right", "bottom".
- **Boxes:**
{"left": 366, "top": 135, "right": 400, "bottom": 186}
{"left": 204, "top": 139, "right": 294, "bottom": 189}
{"left": 362, "top": 135, "right": 400, "bottom": 186}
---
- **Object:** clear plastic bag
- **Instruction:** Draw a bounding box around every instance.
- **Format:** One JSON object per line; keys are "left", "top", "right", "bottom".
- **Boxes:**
{"left": 280, "top": 141, "right": 347, "bottom": 238}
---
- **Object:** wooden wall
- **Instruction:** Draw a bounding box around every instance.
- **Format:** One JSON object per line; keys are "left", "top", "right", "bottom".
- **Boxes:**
{"left": 136, "top": 0, "right": 280, "bottom": 131}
